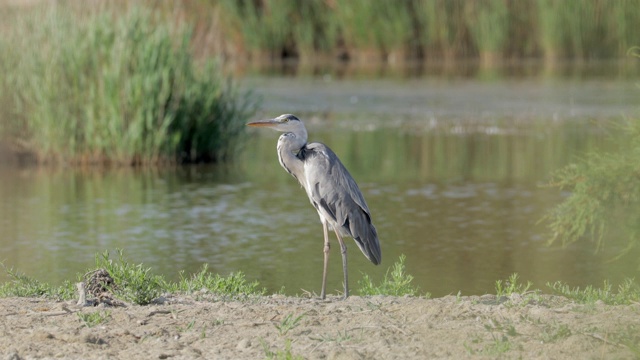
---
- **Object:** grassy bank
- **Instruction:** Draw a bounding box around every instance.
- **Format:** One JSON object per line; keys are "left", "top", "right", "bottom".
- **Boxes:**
{"left": 0, "top": 3, "right": 258, "bottom": 165}
{"left": 1, "top": 250, "right": 638, "bottom": 306}
{"left": 2, "top": 250, "right": 639, "bottom": 359}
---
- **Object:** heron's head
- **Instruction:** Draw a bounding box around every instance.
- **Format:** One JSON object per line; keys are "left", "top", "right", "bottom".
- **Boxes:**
{"left": 247, "top": 114, "right": 307, "bottom": 141}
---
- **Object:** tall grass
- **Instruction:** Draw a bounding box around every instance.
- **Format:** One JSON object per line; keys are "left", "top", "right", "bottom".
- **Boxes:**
{"left": 0, "top": 3, "right": 257, "bottom": 165}
{"left": 334, "top": 1, "right": 414, "bottom": 62}
{"left": 6, "top": 0, "right": 632, "bottom": 73}
{"left": 463, "top": 0, "right": 509, "bottom": 63}
{"left": 414, "top": 0, "right": 467, "bottom": 59}
{"left": 217, "top": 0, "right": 290, "bottom": 60}
{"left": 290, "top": 0, "right": 339, "bottom": 61}
{"left": 536, "top": 0, "right": 566, "bottom": 61}
{"left": 215, "top": 0, "right": 640, "bottom": 64}
{"left": 218, "top": 0, "right": 340, "bottom": 62}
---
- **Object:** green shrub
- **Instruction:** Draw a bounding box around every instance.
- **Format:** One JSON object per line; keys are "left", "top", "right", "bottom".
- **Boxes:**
{"left": 93, "top": 249, "right": 164, "bottom": 305}
{"left": 0, "top": 4, "right": 257, "bottom": 165}
{"left": 541, "top": 117, "right": 640, "bottom": 253}
{"left": 0, "top": 263, "right": 75, "bottom": 300}
{"left": 358, "top": 254, "right": 423, "bottom": 296}
{"left": 547, "top": 278, "right": 640, "bottom": 305}
{"left": 170, "top": 264, "right": 265, "bottom": 298}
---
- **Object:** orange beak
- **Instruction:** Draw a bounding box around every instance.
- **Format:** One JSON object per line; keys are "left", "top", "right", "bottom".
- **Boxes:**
{"left": 246, "top": 119, "right": 279, "bottom": 127}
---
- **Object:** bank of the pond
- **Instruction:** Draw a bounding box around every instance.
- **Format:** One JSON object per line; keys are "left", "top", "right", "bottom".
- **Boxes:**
{"left": 1, "top": 294, "right": 638, "bottom": 359}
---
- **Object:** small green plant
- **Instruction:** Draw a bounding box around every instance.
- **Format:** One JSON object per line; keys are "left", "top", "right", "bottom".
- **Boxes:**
{"left": 547, "top": 278, "right": 640, "bottom": 305}
{"left": 464, "top": 332, "right": 512, "bottom": 356}
{"left": 358, "top": 254, "right": 422, "bottom": 296}
{"left": 310, "top": 330, "right": 353, "bottom": 344}
{"left": 611, "top": 325, "right": 640, "bottom": 357}
{"left": 275, "top": 313, "right": 304, "bottom": 336}
{"left": 539, "top": 322, "right": 571, "bottom": 343}
{"left": 77, "top": 311, "right": 111, "bottom": 328}
{"left": 261, "top": 339, "right": 303, "bottom": 360}
{"left": 275, "top": 286, "right": 287, "bottom": 296}
{"left": 177, "top": 320, "right": 196, "bottom": 333}
{"left": 170, "top": 264, "right": 265, "bottom": 298}
{"left": 481, "top": 334, "right": 512, "bottom": 356}
{"left": 93, "top": 249, "right": 164, "bottom": 305}
{"left": 0, "top": 262, "right": 74, "bottom": 300}
{"left": 484, "top": 318, "right": 518, "bottom": 337}
{"left": 466, "top": 317, "right": 518, "bottom": 356}
{"left": 495, "top": 273, "right": 532, "bottom": 297}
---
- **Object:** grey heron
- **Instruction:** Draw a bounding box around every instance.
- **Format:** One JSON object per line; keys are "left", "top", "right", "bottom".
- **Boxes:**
{"left": 247, "top": 114, "right": 381, "bottom": 299}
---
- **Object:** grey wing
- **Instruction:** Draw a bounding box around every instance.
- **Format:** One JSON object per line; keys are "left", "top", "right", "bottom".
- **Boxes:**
{"left": 303, "top": 143, "right": 381, "bottom": 265}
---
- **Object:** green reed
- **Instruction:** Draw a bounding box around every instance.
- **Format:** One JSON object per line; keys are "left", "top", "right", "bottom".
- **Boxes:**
{"left": 218, "top": 0, "right": 291, "bottom": 59}
{"left": 414, "top": 0, "right": 465, "bottom": 58}
{"left": 536, "top": 0, "right": 640, "bottom": 61}
{"left": 219, "top": 0, "right": 340, "bottom": 62}
{"left": 290, "top": 0, "right": 339, "bottom": 60}
{"left": 334, "top": 0, "right": 413, "bottom": 61}
{"left": 463, "top": 0, "right": 509, "bottom": 61}
{"left": 0, "top": 3, "right": 257, "bottom": 165}
{"left": 215, "top": 0, "right": 639, "bottom": 63}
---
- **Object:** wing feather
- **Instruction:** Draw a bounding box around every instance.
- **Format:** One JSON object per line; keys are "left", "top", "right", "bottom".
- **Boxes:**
{"left": 302, "top": 143, "right": 381, "bottom": 265}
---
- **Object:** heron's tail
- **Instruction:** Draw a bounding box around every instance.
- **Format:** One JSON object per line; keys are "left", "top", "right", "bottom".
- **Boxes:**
{"left": 356, "top": 224, "right": 382, "bottom": 265}
{"left": 347, "top": 213, "right": 381, "bottom": 265}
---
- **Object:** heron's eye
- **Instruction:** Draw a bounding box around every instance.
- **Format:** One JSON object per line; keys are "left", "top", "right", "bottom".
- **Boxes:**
{"left": 281, "top": 118, "right": 289, "bottom": 123}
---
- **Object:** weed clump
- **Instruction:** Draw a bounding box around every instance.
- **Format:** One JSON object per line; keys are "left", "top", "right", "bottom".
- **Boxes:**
{"left": 547, "top": 278, "right": 640, "bottom": 305}
{"left": 0, "top": 263, "right": 75, "bottom": 300}
{"left": 541, "top": 114, "right": 640, "bottom": 256}
{"left": 358, "top": 254, "right": 424, "bottom": 297}
{"left": 91, "top": 250, "right": 164, "bottom": 305}
{"left": 170, "top": 264, "right": 265, "bottom": 299}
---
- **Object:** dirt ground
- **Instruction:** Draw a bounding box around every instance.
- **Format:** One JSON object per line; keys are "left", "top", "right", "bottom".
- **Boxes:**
{"left": 0, "top": 293, "right": 638, "bottom": 360}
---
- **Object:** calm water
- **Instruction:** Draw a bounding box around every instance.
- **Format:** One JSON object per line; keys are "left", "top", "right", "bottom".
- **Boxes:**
{"left": 1, "top": 71, "right": 639, "bottom": 297}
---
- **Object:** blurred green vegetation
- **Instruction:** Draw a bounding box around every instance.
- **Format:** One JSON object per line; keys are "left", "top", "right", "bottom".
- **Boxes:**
{"left": 212, "top": 0, "right": 640, "bottom": 64}
{"left": 0, "top": 2, "right": 258, "bottom": 165}
{"left": 542, "top": 117, "right": 640, "bottom": 255}
{"left": 3, "top": 1, "right": 631, "bottom": 67}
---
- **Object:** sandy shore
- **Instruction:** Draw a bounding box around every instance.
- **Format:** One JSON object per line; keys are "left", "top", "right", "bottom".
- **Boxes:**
{"left": 1, "top": 294, "right": 638, "bottom": 359}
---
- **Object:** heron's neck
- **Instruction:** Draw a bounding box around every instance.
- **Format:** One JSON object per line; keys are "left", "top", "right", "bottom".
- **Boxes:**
{"left": 283, "top": 131, "right": 307, "bottom": 153}
{"left": 291, "top": 126, "right": 308, "bottom": 146}
{"left": 276, "top": 131, "right": 308, "bottom": 180}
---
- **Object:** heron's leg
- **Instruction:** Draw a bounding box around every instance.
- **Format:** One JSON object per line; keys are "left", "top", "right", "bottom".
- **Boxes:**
{"left": 321, "top": 221, "right": 330, "bottom": 300}
{"left": 333, "top": 230, "right": 349, "bottom": 299}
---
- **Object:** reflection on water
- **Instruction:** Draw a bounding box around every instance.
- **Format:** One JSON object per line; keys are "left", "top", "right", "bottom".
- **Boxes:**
{"left": 247, "top": 75, "right": 638, "bottom": 125}
{"left": 1, "top": 76, "right": 639, "bottom": 297}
